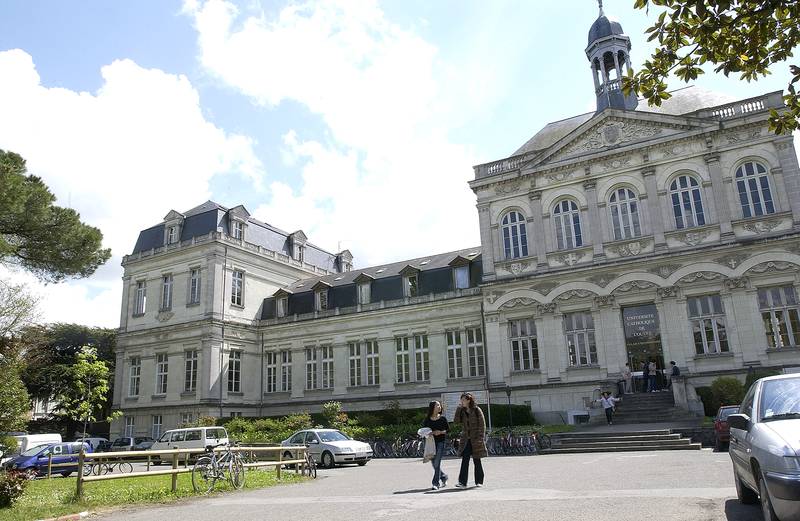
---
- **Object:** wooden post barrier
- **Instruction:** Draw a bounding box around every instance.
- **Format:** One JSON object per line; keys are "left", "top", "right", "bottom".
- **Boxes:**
{"left": 171, "top": 453, "right": 178, "bottom": 492}
{"left": 276, "top": 450, "right": 281, "bottom": 480}
{"left": 47, "top": 453, "right": 53, "bottom": 479}
{"left": 76, "top": 449, "right": 85, "bottom": 499}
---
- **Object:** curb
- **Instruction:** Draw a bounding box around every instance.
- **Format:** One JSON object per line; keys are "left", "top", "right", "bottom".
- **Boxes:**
{"left": 36, "top": 511, "right": 89, "bottom": 521}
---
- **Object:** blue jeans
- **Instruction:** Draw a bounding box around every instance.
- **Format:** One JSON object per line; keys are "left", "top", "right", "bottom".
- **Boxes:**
{"left": 431, "top": 439, "right": 448, "bottom": 487}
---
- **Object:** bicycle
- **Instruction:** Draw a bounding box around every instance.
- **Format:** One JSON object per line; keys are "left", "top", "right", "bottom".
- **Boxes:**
{"left": 301, "top": 450, "right": 317, "bottom": 479}
{"left": 191, "top": 442, "right": 245, "bottom": 493}
{"left": 85, "top": 459, "right": 133, "bottom": 475}
{"left": 533, "top": 431, "right": 552, "bottom": 451}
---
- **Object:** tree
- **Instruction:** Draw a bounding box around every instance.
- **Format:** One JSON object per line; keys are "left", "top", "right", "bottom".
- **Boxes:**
{"left": 0, "top": 150, "right": 111, "bottom": 282}
{"left": 624, "top": 1, "right": 800, "bottom": 133}
{"left": 54, "top": 346, "right": 116, "bottom": 436}
{"left": 0, "top": 343, "right": 30, "bottom": 434}
{"left": 0, "top": 279, "right": 39, "bottom": 338}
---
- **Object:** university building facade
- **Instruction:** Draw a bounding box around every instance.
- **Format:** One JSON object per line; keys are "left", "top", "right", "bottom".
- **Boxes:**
{"left": 112, "top": 9, "right": 800, "bottom": 437}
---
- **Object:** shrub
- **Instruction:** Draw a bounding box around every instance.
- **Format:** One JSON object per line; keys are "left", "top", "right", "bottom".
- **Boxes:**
{"left": 0, "top": 470, "right": 33, "bottom": 508}
{"left": 711, "top": 377, "right": 745, "bottom": 410}
{"left": 0, "top": 436, "right": 17, "bottom": 460}
{"left": 695, "top": 386, "right": 716, "bottom": 416}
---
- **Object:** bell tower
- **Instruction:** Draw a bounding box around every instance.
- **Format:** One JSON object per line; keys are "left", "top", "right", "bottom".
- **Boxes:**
{"left": 586, "top": 0, "right": 638, "bottom": 112}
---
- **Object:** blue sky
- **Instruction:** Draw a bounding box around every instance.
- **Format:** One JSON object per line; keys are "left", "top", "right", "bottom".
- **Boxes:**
{"left": 0, "top": 0, "right": 794, "bottom": 327}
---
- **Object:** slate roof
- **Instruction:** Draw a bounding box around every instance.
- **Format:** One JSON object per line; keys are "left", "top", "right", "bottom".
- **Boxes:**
{"left": 283, "top": 247, "right": 483, "bottom": 293}
{"left": 511, "top": 86, "right": 737, "bottom": 157}
{"left": 587, "top": 15, "right": 624, "bottom": 45}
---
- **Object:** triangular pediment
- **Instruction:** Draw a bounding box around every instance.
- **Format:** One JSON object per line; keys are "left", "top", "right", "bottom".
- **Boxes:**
{"left": 529, "top": 110, "right": 715, "bottom": 168}
{"left": 228, "top": 205, "right": 251, "bottom": 220}
{"left": 163, "top": 210, "right": 185, "bottom": 222}
{"left": 290, "top": 230, "right": 308, "bottom": 245}
{"left": 353, "top": 273, "right": 374, "bottom": 284}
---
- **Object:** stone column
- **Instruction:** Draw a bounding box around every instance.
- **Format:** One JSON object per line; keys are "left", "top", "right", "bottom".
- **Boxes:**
{"left": 378, "top": 335, "right": 396, "bottom": 393}
{"left": 642, "top": 168, "right": 666, "bottom": 247}
{"left": 529, "top": 191, "right": 548, "bottom": 267}
{"left": 536, "top": 303, "right": 565, "bottom": 381}
{"left": 476, "top": 204, "right": 496, "bottom": 280}
{"left": 774, "top": 137, "right": 800, "bottom": 225}
{"left": 583, "top": 180, "right": 605, "bottom": 257}
{"left": 612, "top": 52, "right": 621, "bottom": 81}
{"left": 113, "top": 350, "right": 125, "bottom": 407}
{"left": 332, "top": 341, "right": 349, "bottom": 396}
{"left": 119, "top": 275, "right": 131, "bottom": 330}
{"left": 591, "top": 64, "right": 599, "bottom": 91}
{"left": 705, "top": 153, "right": 734, "bottom": 236}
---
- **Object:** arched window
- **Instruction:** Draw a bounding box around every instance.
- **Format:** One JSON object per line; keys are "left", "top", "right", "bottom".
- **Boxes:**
{"left": 736, "top": 161, "right": 775, "bottom": 218}
{"left": 669, "top": 175, "right": 705, "bottom": 229}
{"left": 609, "top": 188, "right": 641, "bottom": 240}
{"left": 553, "top": 200, "right": 583, "bottom": 250}
{"left": 501, "top": 211, "right": 528, "bottom": 259}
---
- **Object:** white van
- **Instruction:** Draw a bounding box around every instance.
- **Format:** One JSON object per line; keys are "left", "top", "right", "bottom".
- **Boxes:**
{"left": 150, "top": 427, "right": 228, "bottom": 464}
{"left": 2, "top": 434, "right": 62, "bottom": 464}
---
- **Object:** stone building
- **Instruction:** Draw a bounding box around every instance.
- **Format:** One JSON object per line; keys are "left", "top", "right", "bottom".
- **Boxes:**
{"left": 112, "top": 7, "right": 800, "bottom": 437}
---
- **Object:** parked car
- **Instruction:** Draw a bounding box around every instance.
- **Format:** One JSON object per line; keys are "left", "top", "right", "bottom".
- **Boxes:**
{"left": 714, "top": 405, "right": 740, "bottom": 451}
{"left": 281, "top": 429, "right": 372, "bottom": 469}
{"left": 2, "top": 442, "right": 91, "bottom": 477}
{"left": 149, "top": 427, "right": 228, "bottom": 465}
{"left": 729, "top": 373, "right": 800, "bottom": 521}
{"left": 110, "top": 436, "right": 155, "bottom": 451}
{"left": 73, "top": 437, "right": 109, "bottom": 452}
{"left": 1, "top": 433, "right": 62, "bottom": 466}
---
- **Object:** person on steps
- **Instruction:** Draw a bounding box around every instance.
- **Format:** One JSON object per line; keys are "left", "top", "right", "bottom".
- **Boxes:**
{"left": 622, "top": 363, "right": 632, "bottom": 394}
{"left": 598, "top": 391, "right": 621, "bottom": 425}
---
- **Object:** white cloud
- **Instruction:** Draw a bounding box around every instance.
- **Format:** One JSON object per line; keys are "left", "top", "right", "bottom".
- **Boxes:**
{"left": 0, "top": 49, "right": 264, "bottom": 327}
{"left": 185, "top": 0, "right": 481, "bottom": 266}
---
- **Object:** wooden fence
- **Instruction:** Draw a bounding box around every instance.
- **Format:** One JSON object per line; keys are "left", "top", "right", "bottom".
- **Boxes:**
{"left": 74, "top": 445, "right": 308, "bottom": 498}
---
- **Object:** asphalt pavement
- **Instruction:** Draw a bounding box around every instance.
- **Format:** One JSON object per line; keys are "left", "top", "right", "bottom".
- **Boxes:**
{"left": 92, "top": 449, "right": 763, "bottom": 521}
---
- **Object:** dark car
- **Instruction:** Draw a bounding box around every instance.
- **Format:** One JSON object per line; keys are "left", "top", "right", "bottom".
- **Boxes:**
{"left": 714, "top": 405, "right": 740, "bottom": 451}
{"left": 110, "top": 436, "right": 155, "bottom": 451}
{"left": 1, "top": 442, "right": 91, "bottom": 477}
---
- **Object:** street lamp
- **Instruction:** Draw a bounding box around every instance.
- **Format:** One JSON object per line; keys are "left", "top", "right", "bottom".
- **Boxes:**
{"left": 505, "top": 385, "right": 512, "bottom": 429}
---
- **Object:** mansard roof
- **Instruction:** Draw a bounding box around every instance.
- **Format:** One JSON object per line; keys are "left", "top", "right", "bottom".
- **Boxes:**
{"left": 285, "top": 247, "right": 482, "bottom": 292}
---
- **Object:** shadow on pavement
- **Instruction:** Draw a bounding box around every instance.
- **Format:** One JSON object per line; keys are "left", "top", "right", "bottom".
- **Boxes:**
{"left": 724, "top": 499, "right": 762, "bottom": 520}
{"left": 393, "top": 488, "right": 433, "bottom": 494}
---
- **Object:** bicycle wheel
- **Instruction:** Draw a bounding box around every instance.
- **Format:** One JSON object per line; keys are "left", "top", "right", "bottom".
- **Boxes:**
{"left": 117, "top": 461, "right": 133, "bottom": 473}
{"left": 192, "top": 456, "right": 217, "bottom": 493}
{"left": 228, "top": 458, "right": 245, "bottom": 490}
{"left": 538, "top": 434, "right": 552, "bottom": 450}
{"left": 83, "top": 463, "right": 95, "bottom": 476}
{"left": 304, "top": 452, "right": 317, "bottom": 479}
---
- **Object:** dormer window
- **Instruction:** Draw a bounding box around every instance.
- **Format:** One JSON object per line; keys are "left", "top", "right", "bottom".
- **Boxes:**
{"left": 277, "top": 297, "right": 288, "bottom": 317}
{"left": 289, "top": 230, "right": 308, "bottom": 263}
{"left": 358, "top": 283, "right": 371, "bottom": 304}
{"left": 167, "top": 226, "right": 178, "bottom": 244}
{"left": 344, "top": 262, "right": 352, "bottom": 272}
{"left": 232, "top": 220, "right": 244, "bottom": 240}
{"left": 404, "top": 274, "right": 418, "bottom": 297}
{"left": 296, "top": 245, "right": 305, "bottom": 263}
{"left": 162, "top": 209, "right": 185, "bottom": 246}
{"left": 454, "top": 265, "right": 470, "bottom": 289}
{"left": 315, "top": 289, "right": 328, "bottom": 311}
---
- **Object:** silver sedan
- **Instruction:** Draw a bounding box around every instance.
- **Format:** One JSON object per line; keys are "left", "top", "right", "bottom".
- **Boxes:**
{"left": 281, "top": 429, "right": 372, "bottom": 469}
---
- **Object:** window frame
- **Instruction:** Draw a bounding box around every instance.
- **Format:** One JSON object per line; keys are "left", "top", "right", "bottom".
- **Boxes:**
{"left": 277, "top": 296, "right": 288, "bottom": 317}
{"left": 357, "top": 282, "right": 371, "bottom": 304}
{"left": 500, "top": 211, "right": 529, "bottom": 260}
{"left": 466, "top": 327, "right": 485, "bottom": 377}
{"left": 687, "top": 294, "right": 730, "bottom": 355}
{"left": 128, "top": 357, "right": 141, "bottom": 397}
{"left": 509, "top": 318, "right": 540, "bottom": 372}
{"left": 155, "top": 353, "right": 169, "bottom": 395}
{"left": 305, "top": 346, "right": 318, "bottom": 390}
{"left": 231, "top": 220, "right": 244, "bottom": 240}
{"left": 315, "top": 289, "right": 329, "bottom": 311}
{"left": 231, "top": 270, "right": 244, "bottom": 307}
{"left": 134, "top": 280, "right": 147, "bottom": 315}
{"left": 265, "top": 352, "right": 278, "bottom": 393}
{"left": 166, "top": 226, "right": 177, "bottom": 245}
{"left": 280, "top": 350, "right": 292, "bottom": 392}
{"left": 160, "top": 274, "right": 173, "bottom": 311}
{"left": 608, "top": 187, "right": 642, "bottom": 240}
{"left": 124, "top": 417, "right": 135, "bottom": 437}
{"left": 564, "top": 311, "right": 597, "bottom": 367}
{"left": 669, "top": 174, "right": 706, "bottom": 230}
{"left": 446, "top": 330, "right": 464, "bottom": 379}
{"left": 736, "top": 160, "right": 775, "bottom": 218}
{"left": 403, "top": 274, "right": 418, "bottom": 298}
{"left": 227, "top": 350, "right": 242, "bottom": 393}
{"left": 759, "top": 285, "right": 800, "bottom": 349}
{"left": 553, "top": 199, "right": 583, "bottom": 250}
{"left": 189, "top": 268, "right": 201, "bottom": 305}
{"left": 151, "top": 415, "right": 162, "bottom": 439}
{"left": 184, "top": 350, "right": 198, "bottom": 393}
{"left": 454, "top": 265, "right": 470, "bottom": 290}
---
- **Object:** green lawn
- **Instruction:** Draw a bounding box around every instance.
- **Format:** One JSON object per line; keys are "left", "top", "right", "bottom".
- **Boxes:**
{"left": 0, "top": 469, "right": 306, "bottom": 521}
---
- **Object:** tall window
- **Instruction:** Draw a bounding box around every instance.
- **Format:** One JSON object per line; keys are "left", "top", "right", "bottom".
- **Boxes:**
{"left": 277, "top": 297, "right": 288, "bottom": 317}
{"left": 189, "top": 268, "right": 201, "bottom": 304}
{"left": 167, "top": 226, "right": 177, "bottom": 244}
{"left": 736, "top": 161, "right": 775, "bottom": 218}
{"left": 553, "top": 200, "right": 583, "bottom": 250}
{"left": 404, "top": 274, "right": 418, "bottom": 297}
{"left": 134, "top": 281, "right": 146, "bottom": 315}
{"left": 466, "top": 327, "right": 485, "bottom": 377}
{"left": 155, "top": 353, "right": 169, "bottom": 394}
{"left": 231, "top": 270, "right": 244, "bottom": 306}
{"left": 124, "top": 417, "right": 135, "bottom": 437}
{"left": 228, "top": 350, "right": 242, "bottom": 392}
{"left": 501, "top": 211, "right": 529, "bottom": 259}
{"left": 454, "top": 266, "right": 470, "bottom": 289}
{"left": 446, "top": 331, "right": 464, "bottom": 379}
{"left": 609, "top": 188, "right": 641, "bottom": 240}
{"left": 315, "top": 290, "right": 328, "bottom": 311}
{"left": 688, "top": 295, "right": 729, "bottom": 354}
{"left": 358, "top": 283, "right": 371, "bottom": 304}
{"left": 128, "top": 357, "right": 141, "bottom": 397}
{"left": 320, "top": 346, "right": 334, "bottom": 389}
{"left": 414, "top": 335, "right": 430, "bottom": 381}
{"left": 265, "top": 352, "right": 278, "bottom": 393}
{"left": 349, "top": 342, "right": 362, "bottom": 387}
{"left": 510, "top": 319, "right": 540, "bottom": 371}
{"left": 295, "top": 245, "right": 304, "bottom": 262}
{"left": 670, "top": 175, "right": 705, "bottom": 229}
{"left": 184, "top": 350, "right": 198, "bottom": 392}
{"left": 366, "top": 340, "right": 380, "bottom": 385}
{"left": 565, "top": 312, "right": 597, "bottom": 366}
{"left": 395, "top": 337, "right": 410, "bottom": 383}
{"left": 179, "top": 412, "right": 196, "bottom": 427}
{"left": 232, "top": 220, "right": 244, "bottom": 239}
{"left": 759, "top": 286, "right": 800, "bottom": 349}
{"left": 151, "top": 415, "right": 162, "bottom": 439}
{"left": 281, "top": 350, "right": 292, "bottom": 392}
{"left": 305, "top": 347, "right": 318, "bottom": 390}
{"left": 160, "top": 274, "right": 173, "bottom": 310}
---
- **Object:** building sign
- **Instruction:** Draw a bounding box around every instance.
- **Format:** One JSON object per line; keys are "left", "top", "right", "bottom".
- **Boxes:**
{"left": 622, "top": 304, "right": 661, "bottom": 348}
{"left": 441, "top": 390, "right": 488, "bottom": 421}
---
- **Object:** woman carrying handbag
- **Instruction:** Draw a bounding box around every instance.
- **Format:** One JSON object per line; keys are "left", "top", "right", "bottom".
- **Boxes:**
{"left": 453, "top": 392, "right": 487, "bottom": 488}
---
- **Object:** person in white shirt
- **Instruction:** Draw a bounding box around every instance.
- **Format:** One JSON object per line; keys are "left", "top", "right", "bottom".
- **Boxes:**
{"left": 622, "top": 363, "right": 632, "bottom": 394}
{"left": 598, "top": 392, "right": 621, "bottom": 425}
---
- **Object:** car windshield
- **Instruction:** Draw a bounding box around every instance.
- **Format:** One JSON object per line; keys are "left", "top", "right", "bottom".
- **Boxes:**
{"left": 318, "top": 431, "right": 350, "bottom": 442}
{"left": 20, "top": 445, "right": 47, "bottom": 457}
{"left": 760, "top": 378, "right": 800, "bottom": 421}
{"left": 718, "top": 408, "right": 738, "bottom": 420}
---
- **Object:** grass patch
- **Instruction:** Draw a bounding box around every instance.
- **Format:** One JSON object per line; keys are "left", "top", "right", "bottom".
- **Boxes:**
{"left": 0, "top": 469, "right": 306, "bottom": 521}
{"left": 539, "top": 424, "right": 576, "bottom": 435}
{"left": 702, "top": 416, "right": 715, "bottom": 427}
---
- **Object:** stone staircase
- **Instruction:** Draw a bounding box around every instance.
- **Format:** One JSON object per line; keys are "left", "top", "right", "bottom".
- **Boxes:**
{"left": 606, "top": 391, "right": 697, "bottom": 425}
{"left": 545, "top": 429, "right": 701, "bottom": 453}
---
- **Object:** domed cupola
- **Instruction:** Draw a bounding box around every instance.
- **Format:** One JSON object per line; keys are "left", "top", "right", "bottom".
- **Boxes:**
{"left": 586, "top": 0, "right": 638, "bottom": 112}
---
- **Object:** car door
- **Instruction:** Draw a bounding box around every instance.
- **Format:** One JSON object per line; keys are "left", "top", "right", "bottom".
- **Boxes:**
{"left": 730, "top": 385, "right": 756, "bottom": 488}
{"left": 305, "top": 432, "right": 322, "bottom": 461}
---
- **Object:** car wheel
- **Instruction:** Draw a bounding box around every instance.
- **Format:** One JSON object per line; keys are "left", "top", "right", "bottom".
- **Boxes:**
{"left": 321, "top": 451, "right": 335, "bottom": 469}
{"left": 734, "top": 467, "right": 759, "bottom": 505}
{"left": 357, "top": 461, "right": 367, "bottom": 466}
{"left": 61, "top": 471, "right": 72, "bottom": 477}
{"left": 760, "top": 474, "right": 779, "bottom": 521}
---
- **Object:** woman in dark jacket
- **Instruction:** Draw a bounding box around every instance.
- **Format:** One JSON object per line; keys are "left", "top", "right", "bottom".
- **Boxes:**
{"left": 453, "top": 392, "right": 487, "bottom": 488}
{"left": 422, "top": 400, "right": 449, "bottom": 490}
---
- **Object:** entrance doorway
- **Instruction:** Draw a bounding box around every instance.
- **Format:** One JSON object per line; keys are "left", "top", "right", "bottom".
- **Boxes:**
{"left": 621, "top": 304, "right": 665, "bottom": 391}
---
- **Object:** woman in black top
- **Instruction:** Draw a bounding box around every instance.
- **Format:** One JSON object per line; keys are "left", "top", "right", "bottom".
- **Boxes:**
{"left": 422, "top": 400, "right": 449, "bottom": 490}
